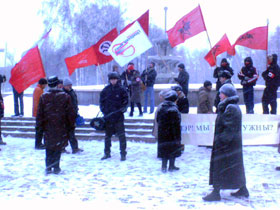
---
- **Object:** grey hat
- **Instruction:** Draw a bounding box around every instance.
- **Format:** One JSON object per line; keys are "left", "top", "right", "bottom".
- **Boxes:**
{"left": 171, "top": 85, "right": 182, "bottom": 92}
{"left": 164, "top": 90, "right": 178, "bottom": 102}
{"left": 63, "top": 78, "right": 72, "bottom": 86}
{"left": 219, "top": 84, "right": 237, "bottom": 97}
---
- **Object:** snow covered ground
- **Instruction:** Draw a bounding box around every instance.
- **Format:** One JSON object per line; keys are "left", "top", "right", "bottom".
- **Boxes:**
{"left": 1, "top": 94, "right": 280, "bottom": 209}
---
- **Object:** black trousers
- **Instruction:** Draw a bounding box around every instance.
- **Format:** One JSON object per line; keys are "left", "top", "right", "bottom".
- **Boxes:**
{"left": 262, "top": 87, "right": 277, "bottom": 114}
{"left": 35, "top": 127, "right": 44, "bottom": 147}
{"left": 45, "top": 149, "right": 61, "bottom": 170}
{"left": 68, "top": 129, "right": 78, "bottom": 151}
{"left": 104, "top": 120, "right": 127, "bottom": 156}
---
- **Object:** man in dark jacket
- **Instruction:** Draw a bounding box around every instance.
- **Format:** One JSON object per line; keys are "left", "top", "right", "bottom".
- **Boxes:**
{"left": 262, "top": 54, "right": 280, "bottom": 114}
{"left": 63, "top": 78, "right": 83, "bottom": 154}
{"left": 197, "top": 80, "right": 214, "bottom": 114}
{"left": 174, "top": 63, "right": 189, "bottom": 97}
{"left": 100, "top": 72, "right": 129, "bottom": 161}
{"left": 238, "top": 57, "right": 259, "bottom": 114}
{"left": 214, "top": 70, "right": 233, "bottom": 109}
{"left": 0, "top": 74, "right": 6, "bottom": 145}
{"left": 171, "top": 85, "right": 189, "bottom": 113}
{"left": 213, "top": 58, "right": 234, "bottom": 91}
{"left": 36, "top": 76, "right": 76, "bottom": 174}
{"left": 141, "top": 62, "right": 157, "bottom": 114}
{"left": 203, "top": 84, "right": 249, "bottom": 201}
{"left": 157, "top": 90, "right": 181, "bottom": 173}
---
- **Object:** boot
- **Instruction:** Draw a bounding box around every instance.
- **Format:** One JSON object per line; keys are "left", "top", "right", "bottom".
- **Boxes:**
{"left": 101, "top": 154, "right": 111, "bottom": 160}
{"left": 136, "top": 103, "right": 143, "bottom": 116}
{"left": 0, "top": 137, "right": 6, "bottom": 145}
{"left": 129, "top": 102, "right": 134, "bottom": 117}
{"left": 203, "top": 188, "right": 221, "bottom": 201}
{"left": 72, "top": 148, "right": 84, "bottom": 154}
{"left": 35, "top": 144, "right": 46, "bottom": 150}
{"left": 168, "top": 158, "right": 180, "bottom": 171}
{"left": 231, "top": 186, "right": 249, "bottom": 198}
{"left": 121, "top": 154, "right": 126, "bottom": 161}
{"left": 45, "top": 168, "right": 52, "bottom": 175}
{"left": 275, "top": 166, "right": 280, "bottom": 171}
{"left": 162, "top": 158, "right": 168, "bottom": 173}
{"left": 53, "top": 168, "right": 61, "bottom": 174}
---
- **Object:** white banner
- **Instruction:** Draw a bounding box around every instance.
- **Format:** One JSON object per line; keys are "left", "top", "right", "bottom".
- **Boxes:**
{"left": 108, "top": 21, "right": 153, "bottom": 67}
{"left": 181, "top": 114, "right": 280, "bottom": 146}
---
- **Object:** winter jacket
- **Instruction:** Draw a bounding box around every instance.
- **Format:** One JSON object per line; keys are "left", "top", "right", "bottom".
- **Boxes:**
{"left": 0, "top": 75, "right": 4, "bottom": 118}
{"left": 209, "top": 95, "right": 246, "bottom": 189}
{"left": 157, "top": 101, "right": 181, "bottom": 159}
{"left": 100, "top": 83, "right": 128, "bottom": 123}
{"left": 36, "top": 89, "right": 76, "bottom": 151}
{"left": 214, "top": 79, "right": 233, "bottom": 108}
{"left": 120, "top": 69, "right": 136, "bottom": 91}
{"left": 141, "top": 67, "right": 157, "bottom": 87}
{"left": 32, "top": 84, "right": 44, "bottom": 117}
{"left": 197, "top": 86, "right": 214, "bottom": 113}
{"left": 63, "top": 88, "right": 79, "bottom": 116}
{"left": 174, "top": 70, "right": 189, "bottom": 91}
{"left": 213, "top": 59, "right": 234, "bottom": 91}
{"left": 238, "top": 57, "right": 258, "bottom": 87}
{"left": 176, "top": 92, "right": 189, "bottom": 113}
{"left": 262, "top": 54, "right": 280, "bottom": 89}
{"left": 130, "top": 70, "right": 142, "bottom": 103}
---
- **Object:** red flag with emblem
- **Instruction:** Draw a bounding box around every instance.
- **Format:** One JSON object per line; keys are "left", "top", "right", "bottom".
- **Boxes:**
{"left": 232, "top": 26, "right": 268, "bottom": 52}
{"left": 204, "top": 34, "right": 233, "bottom": 67}
{"left": 93, "top": 28, "right": 118, "bottom": 65}
{"left": 167, "top": 5, "right": 206, "bottom": 47}
{"left": 9, "top": 46, "right": 46, "bottom": 93}
{"left": 65, "top": 46, "right": 98, "bottom": 75}
{"left": 120, "top": 10, "right": 149, "bottom": 35}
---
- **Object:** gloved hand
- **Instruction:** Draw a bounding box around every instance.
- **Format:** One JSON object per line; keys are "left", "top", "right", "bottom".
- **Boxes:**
{"left": 241, "top": 80, "right": 247, "bottom": 85}
{"left": 127, "top": 80, "right": 132, "bottom": 85}
{"left": 244, "top": 76, "right": 250, "bottom": 80}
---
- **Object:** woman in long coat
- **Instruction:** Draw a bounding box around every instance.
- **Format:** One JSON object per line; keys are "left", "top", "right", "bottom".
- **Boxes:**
{"left": 203, "top": 84, "right": 249, "bottom": 201}
{"left": 129, "top": 70, "right": 143, "bottom": 116}
{"left": 157, "top": 90, "right": 181, "bottom": 172}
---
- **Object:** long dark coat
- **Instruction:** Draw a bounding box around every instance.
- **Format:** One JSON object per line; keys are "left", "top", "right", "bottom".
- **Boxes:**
{"left": 36, "top": 89, "right": 76, "bottom": 151}
{"left": 209, "top": 95, "right": 246, "bottom": 189}
{"left": 130, "top": 70, "right": 142, "bottom": 103}
{"left": 157, "top": 101, "right": 181, "bottom": 159}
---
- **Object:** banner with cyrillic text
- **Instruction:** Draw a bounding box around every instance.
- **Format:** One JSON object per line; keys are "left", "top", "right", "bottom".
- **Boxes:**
{"left": 181, "top": 114, "right": 280, "bottom": 146}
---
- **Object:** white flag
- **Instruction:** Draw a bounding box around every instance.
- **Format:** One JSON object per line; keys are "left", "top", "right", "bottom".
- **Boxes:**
{"left": 108, "top": 21, "right": 153, "bottom": 67}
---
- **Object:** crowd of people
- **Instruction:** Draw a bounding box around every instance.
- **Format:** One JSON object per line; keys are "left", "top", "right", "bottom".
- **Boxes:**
{"left": 0, "top": 54, "right": 280, "bottom": 202}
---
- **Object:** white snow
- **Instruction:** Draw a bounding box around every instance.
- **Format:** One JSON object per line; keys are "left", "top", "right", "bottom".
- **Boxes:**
{"left": 1, "top": 93, "right": 280, "bottom": 209}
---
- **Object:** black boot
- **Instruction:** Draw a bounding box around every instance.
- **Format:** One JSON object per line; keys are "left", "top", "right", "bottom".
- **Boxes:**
{"left": 275, "top": 166, "right": 280, "bottom": 171}
{"left": 101, "top": 154, "right": 111, "bottom": 160}
{"left": 169, "top": 158, "right": 180, "bottom": 171}
{"left": 203, "top": 188, "right": 221, "bottom": 201}
{"left": 162, "top": 158, "right": 168, "bottom": 173}
{"left": 231, "top": 186, "right": 249, "bottom": 198}
{"left": 129, "top": 102, "right": 134, "bottom": 117}
{"left": 121, "top": 154, "right": 126, "bottom": 161}
{"left": 136, "top": 103, "right": 143, "bottom": 116}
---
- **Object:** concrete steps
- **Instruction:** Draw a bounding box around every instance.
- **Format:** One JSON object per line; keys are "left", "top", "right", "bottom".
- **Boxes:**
{"left": 1, "top": 117, "right": 156, "bottom": 143}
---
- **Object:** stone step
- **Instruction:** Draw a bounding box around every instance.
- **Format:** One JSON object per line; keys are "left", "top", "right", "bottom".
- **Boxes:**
{"left": 2, "top": 132, "right": 156, "bottom": 143}
{"left": 1, "top": 126, "right": 153, "bottom": 135}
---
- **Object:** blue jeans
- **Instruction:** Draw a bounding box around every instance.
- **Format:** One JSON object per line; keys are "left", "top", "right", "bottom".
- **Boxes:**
{"left": 13, "top": 87, "right": 24, "bottom": 116}
{"left": 144, "top": 87, "right": 155, "bottom": 113}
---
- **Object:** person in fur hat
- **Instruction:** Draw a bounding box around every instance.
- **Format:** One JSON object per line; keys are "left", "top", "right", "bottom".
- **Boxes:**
{"left": 203, "top": 84, "right": 249, "bottom": 201}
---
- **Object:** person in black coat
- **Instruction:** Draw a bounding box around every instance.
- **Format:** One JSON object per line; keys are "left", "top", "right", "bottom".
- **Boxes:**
{"left": 262, "top": 54, "right": 280, "bottom": 114}
{"left": 238, "top": 57, "right": 259, "bottom": 114}
{"left": 157, "top": 90, "right": 181, "bottom": 173}
{"left": 174, "top": 63, "right": 189, "bottom": 97}
{"left": 171, "top": 85, "right": 189, "bottom": 113}
{"left": 120, "top": 62, "right": 136, "bottom": 95}
{"left": 213, "top": 58, "right": 234, "bottom": 91}
{"left": 63, "top": 78, "right": 83, "bottom": 154}
{"left": 203, "top": 84, "right": 249, "bottom": 201}
{"left": 100, "top": 72, "right": 129, "bottom": 161}
{"left": 0, "top": 74, "right": 6, "bottom": 145}
{"left": 141, "top": 62, "right": 157, "bottom": 114}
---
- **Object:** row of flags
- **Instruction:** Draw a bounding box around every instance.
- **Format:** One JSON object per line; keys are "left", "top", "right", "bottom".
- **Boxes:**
{"left": 9, "top": 6, "right": 269, "bottom": 93}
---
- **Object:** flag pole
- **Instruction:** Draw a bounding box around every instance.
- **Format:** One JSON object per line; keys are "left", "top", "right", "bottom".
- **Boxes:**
{"left": 266, "top": 19, "right": 269, "bottom": 67}
{"left": 199, "top": 4, "right": 217, "bottom": 68}
{"left": 155, "top": 44, "right": 172, "bottom": 73}
{"left": 97, "top": 63, "right": 106, "bottom": 86}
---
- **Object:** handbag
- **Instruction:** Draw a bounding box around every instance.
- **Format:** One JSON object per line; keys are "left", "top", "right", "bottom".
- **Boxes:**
{"left": 90, "top": 112, "right": 105, "bottom": 131}
{"left": 76, "top": 114, "right": 85, "bottom": 126}
{"left": 140, "top": 81, "right": 146, "bottom": 91}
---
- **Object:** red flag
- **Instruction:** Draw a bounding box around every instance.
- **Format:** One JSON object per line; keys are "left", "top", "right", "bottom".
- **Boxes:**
{"left": 9, "top": 46, "right": 45, "bottom": 93}
{"left": 204, "top": 34, "right": 233, "bottom": 67}
{"left": 120, "top": 10, "right": 149, "bottom": 35}
{"left": 93, "top": 28, "right": 118, "bottom": 65}
{"left": 233, "top": 26, "right": 268, "bottom": 51}
{"left": 167, "top": 5, "right": 206, "bottom": 47}
{"left": 65, "top": 46, "right": 98, "bottom": 75}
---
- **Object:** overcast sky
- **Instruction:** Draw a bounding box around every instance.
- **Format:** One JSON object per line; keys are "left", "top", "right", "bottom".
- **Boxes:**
{"left": 0, "top": 0, "right": 279, "bottom": 65}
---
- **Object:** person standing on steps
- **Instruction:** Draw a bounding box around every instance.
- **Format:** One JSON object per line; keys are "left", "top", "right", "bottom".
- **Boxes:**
{"left": 33, "top": 78, "right": 48, "bottom": 150}
{"left": 174, "top": 63, "right": 189, "bottom": 97}
{"left": 12, "top": 85, "right": 24, "bottom": 117}
{"left": 157, "top": 90, "right": 181, "bottom": 173}
{"left": 63, "top": 78, "right": 84, "bottom": 154}
{"left": 100, "top": 72, "right": 129, "bottom": 161}
{"left": 0, "top": 74, "right": 6, "bottom": 145}
{"left": 36, "top": 76, "right": 76, "bottom": 174}
{"left": 141, "top": 62, "right": 157, "bottom": 114}
{"left": 129, "top": 69, "right": 143, "bottom": 117}
{"left": 203, "top": 84, "right": 249, "bottom": 202}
